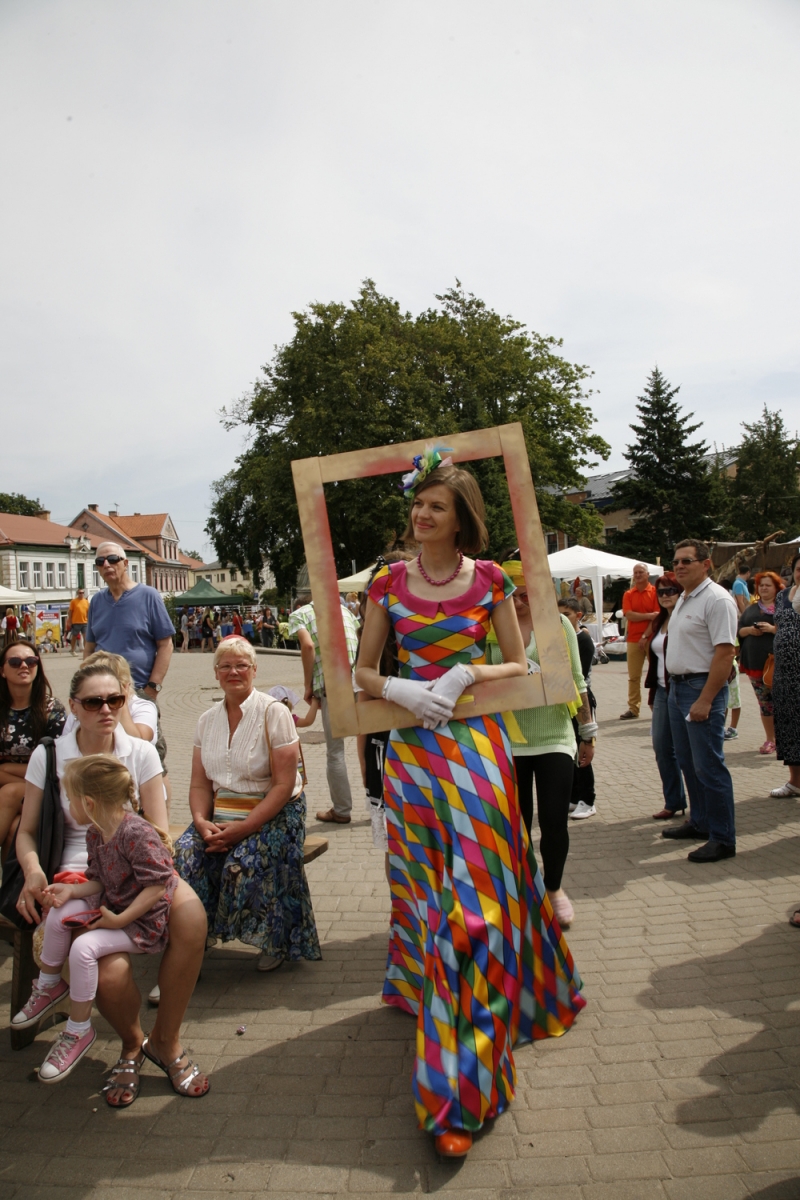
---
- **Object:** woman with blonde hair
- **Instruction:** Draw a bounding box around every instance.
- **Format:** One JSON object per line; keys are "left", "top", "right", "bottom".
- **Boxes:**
{"left": 357, "top": 450, "right": 584, "bottom": 1158}
{"left": 174, "top": 636, "right": 320, "bottom": 971}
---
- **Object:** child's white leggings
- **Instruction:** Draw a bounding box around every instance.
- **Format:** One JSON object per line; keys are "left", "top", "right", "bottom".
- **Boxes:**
{"left": 42, "top": 898, "right": 143, "bottom": 1003}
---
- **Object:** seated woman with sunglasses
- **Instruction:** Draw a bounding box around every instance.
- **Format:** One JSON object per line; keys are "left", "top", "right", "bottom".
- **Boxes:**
{"left": 16, "top": 661, "right": 209, "bottom": 1105}
{"left": 0, "top": 640, "right": 66, "bottom": 857}
{"left": 61, "top": 651, "right": 158, "bottom": 747}
{"left": 640, "top": 573, "right": 691, "bottom": 820}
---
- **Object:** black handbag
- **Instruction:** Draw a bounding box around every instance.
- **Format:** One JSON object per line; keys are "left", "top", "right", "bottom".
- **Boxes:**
{"left": 0, "top": 738, "right": 64, "bottom": 929}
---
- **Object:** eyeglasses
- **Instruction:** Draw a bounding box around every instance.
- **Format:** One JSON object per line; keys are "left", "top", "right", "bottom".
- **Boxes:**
{"left": 657, "top": 587, "right": 681, "bottom": 597}
{"left": 73, "top": 694, "right": 127, "bottom": 712}
{"left": 217, "top": 662, "right": 254, "bottom": 673}
{"left": 5, "top": 656, "right": 39, "bottom": 669}
{"left": 94, "top": 555, "right": 124, "bottom": 567}
{"left": 672, "top": 557, "right": 698, "bottom": 567}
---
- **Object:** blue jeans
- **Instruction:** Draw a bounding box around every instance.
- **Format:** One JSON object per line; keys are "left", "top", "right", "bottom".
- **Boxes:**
{"left": 651, "top": 685, "right": 686, "bottom": 813}
{"left": 667, "top": 675, "right": 736, "bottom": 846}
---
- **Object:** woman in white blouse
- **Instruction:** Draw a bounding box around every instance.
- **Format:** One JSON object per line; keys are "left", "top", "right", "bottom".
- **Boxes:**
{"left": 174, "top": 637, "right": 321, "bottom": 972}
{"left": 18, "top": 661, "right": 209, "bottom": 1106}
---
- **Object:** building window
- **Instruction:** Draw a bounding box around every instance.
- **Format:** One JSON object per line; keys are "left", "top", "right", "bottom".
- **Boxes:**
{"left": 205, "top": 574, "right": 211, "bottom": 581}
{"left": 546, "top": 534, "right": 558, "bottom": 555}
{"left": 18, "top": 562, "right": 29, "bottom": 588}
{"left": 94, "top": 569, "right": 101, "bottom": 588}
{"left": 77, "top": 563, "right": 85, "bottom": 588}
{"left": 33, "top": 562, "right": 42, "bottom": 588}
{"left": 58, "top": 563, "right": 66, "bottom": 588}
{"left": 230, "top": 570, "right": 237, "bottom": 581}
{"left": 46, "top": 563, "right": 55, "bottom": 588}
{"left": 604, "top": 526, "right": 617, "bottom": 542}
{"left": 131, "top": 563, "right": 138, "bottom": 582}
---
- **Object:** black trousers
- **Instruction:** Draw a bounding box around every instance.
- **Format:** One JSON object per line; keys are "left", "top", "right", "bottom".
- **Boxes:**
{"left": 514, "top": 752, "right": 575, "bottom": 892}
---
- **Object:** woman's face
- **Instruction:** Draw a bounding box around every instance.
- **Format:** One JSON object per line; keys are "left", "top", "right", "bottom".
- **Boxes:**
{"left": 512, "top": 584, "right": 531, "bottom": 621}
{"left": 411, "top": 484, "right": 460, "bottom": 548}
{"left": 758, "top": 576, "right": 777, "bottom": 603}
{"left": 70, "top": 673, "right": 124, "bottom": 735}
{"left": 1, "top": 645, "right": 40, "bottom": 689}
{"left": 215, "top": 653, "right": 256, "bottom": 699}
{"left": 657, "top": 584, "right": 681, "bottom": 612}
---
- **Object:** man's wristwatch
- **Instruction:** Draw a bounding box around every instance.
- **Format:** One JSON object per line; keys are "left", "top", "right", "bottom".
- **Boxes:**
{"left": 146, "top": 681, "right": 162, "bottom": 693}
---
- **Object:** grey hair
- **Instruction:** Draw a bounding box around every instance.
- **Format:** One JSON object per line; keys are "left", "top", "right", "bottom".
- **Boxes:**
{"left": 213, "top": 637, "right": 257, "bottom": 669}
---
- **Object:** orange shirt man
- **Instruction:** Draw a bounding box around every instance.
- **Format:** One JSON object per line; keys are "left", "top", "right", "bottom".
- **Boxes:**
{"left": 620, "top": 564, "right": 659, "bottom": 719}
{"left": 67, "top": 589, "right": 90, "bottom": 656}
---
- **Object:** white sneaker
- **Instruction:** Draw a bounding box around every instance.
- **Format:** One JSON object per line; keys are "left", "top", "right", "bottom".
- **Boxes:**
{"left": 570, "top": 801, "right": 596, "bottom": 820}
{"left": 256, "top": 953, "right": 283, "bottom": 972}
{"left": 568, "top": 802, "right": 577, "bottom": 813}
{"left": 148, "top": 984, "right": 160, "bottom": 1005}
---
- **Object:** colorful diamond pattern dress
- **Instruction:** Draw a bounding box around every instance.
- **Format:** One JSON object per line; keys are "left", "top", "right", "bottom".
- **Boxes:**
{"left": 368, "top": 560, "right": 585, "bottom": 1134}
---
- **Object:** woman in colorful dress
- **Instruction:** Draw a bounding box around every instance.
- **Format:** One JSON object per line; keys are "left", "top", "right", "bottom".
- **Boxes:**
{"left": 174, "top": 636, "right": 321, "bottom": 971}
{"left": 356, "top": 452, "right": 584, "bottom": 1159}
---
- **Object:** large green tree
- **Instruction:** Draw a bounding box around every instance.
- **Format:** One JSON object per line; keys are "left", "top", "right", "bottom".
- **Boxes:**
{"left": 608, "top": 367, "right": 723, "bottom": 563}
{"left": 725, "top": 406, "right": 800, "bottom": 540}
{"left": 208, "top": 282, "right": 610, "bottom": 593}
{"left": 0, "top": 491, "right": 44, "bottom": 516}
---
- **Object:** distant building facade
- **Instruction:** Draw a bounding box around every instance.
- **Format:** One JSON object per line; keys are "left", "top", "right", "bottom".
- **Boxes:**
{"left": 69, "top": 507, "right": 189, "bottom": 594}
{"left": 199, "top": 560, "right": 275, "bottom": 598}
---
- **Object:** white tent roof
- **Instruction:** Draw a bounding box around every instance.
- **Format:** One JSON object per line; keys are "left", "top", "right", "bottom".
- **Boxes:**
{"left": 546, "top": 545, "right": 660, "bottom": 580}
{"left": 0, "top": 584, "right": 30, "bottom": 605}
{"left": 337, "top": 564, "right": 376, "bottom": 591}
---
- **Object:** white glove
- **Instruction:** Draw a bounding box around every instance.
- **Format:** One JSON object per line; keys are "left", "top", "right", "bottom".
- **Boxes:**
{"left": 382, "top": 676, "right": 455, "bottom": 729}
{"left": 429, "top": 664, "right": 475, "bottom": 709}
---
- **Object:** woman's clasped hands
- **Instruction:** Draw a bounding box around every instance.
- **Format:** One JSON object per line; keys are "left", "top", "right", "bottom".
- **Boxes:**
{"left": 196, "top": 816, "right": 243, "bottom": 854}
{"left": 383, "top": 665, "right": 475, "bottom": 730}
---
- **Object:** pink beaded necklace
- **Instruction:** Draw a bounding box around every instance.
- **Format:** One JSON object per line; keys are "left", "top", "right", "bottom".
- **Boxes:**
{"left": 416, "top": 552, "right": 464, "bottom": 587}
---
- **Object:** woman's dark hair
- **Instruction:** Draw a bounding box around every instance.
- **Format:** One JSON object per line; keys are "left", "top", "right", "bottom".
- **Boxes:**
{"left": 402, "top": 464, "right": 489, "bottom": 554}
{"left": 652, "top": 572, "right": 680, "bottom": 635}
{"left": 0, "top": 639, "right": 51, "bottom": 745}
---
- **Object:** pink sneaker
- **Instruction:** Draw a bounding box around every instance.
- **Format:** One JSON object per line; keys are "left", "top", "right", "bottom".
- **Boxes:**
{"left": 38, "top": 1027, "right": 97, "bottom": 1083}
{"left": 759, "top": 741, "right": 777, "bottom": 755}
{"left": 12, "top": 979, "right": 70, "bottom": 1029}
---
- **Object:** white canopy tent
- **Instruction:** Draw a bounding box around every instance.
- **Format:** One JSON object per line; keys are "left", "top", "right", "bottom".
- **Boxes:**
{"left": 546, "top": 545, "right": 660, "bottom": 617}
{"left": 0, "top": 584, "right": 30, "bottom": 606}
{"left": 337, "top": 564, "right": 377, "bottom": 592}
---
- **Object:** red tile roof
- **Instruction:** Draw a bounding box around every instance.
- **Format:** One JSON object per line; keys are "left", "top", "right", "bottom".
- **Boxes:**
{"left": 112, "top": 513, "right": 170, "bottom": 539}
{"left": 0, "top": 513, "right": 99, "bottom": 548}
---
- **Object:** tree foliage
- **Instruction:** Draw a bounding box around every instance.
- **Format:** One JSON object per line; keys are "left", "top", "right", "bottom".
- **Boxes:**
{"left": 724, "top": 406, "right": 800, "bottom": 540}
{"left": 180, "top": 549, "right": 204, "bottom": 561}
{"left": 207, "top": 281, "right": 609, "bottom": 593}
{"left": 608, "top": 367, "right": 722, "bottom": 563}
{"left": 0, "top": 491, "right": 44, "bottom": 516}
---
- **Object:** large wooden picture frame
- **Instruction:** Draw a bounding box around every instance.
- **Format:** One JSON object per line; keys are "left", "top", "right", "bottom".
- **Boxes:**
{"left": 291, "top": 422, "right": 575, "bottom": 739}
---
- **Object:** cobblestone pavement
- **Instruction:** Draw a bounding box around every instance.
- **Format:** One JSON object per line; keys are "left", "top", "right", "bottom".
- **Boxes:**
{"left": 2, "top": 649, "right": 800, "bottom": 1198}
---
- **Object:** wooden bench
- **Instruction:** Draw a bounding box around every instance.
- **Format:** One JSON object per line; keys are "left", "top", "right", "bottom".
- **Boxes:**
{"left": 2, "top": 833, "right": 328, "bottom": 1049}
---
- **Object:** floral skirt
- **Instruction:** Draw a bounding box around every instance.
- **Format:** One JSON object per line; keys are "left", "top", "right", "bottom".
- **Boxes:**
{"left": 174, "top": 792, "right": 321, "bottom": 962}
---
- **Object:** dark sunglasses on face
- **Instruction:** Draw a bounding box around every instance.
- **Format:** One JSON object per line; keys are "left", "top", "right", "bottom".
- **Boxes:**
{"left": 673, "top": 557, "right": 698, "bottom": 567}
{"left": 657, "top": 587, "right": 681, "bottom": 596}
{"left": 5, "top": 656, "right": 39, "bottom": 669}
{"left": 73, "top": 693, "right": 126, "bottom": 712}
{"left": 94, "top": 555, "right": 124, "bottom": 566}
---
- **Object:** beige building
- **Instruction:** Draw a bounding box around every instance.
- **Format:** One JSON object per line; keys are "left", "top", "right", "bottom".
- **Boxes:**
{"left": 199, "top": 560, "right": 275, "bottom": 598}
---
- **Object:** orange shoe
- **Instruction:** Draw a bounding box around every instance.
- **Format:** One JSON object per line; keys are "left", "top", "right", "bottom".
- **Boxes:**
{"left": 435, "top": 1130, "right": 472, "bottom": 1157}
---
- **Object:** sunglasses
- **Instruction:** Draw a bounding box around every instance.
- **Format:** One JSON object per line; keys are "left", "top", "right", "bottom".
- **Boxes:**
{"left": 672, "top": 557, "right": 698, "bottom": 567}
{"left": 5, "top": 656, "right": 39, "bottom": 669}
{"left": 657, "top": 587, "right": 681, "bottom": 597}
{"left": 94, "top": 555, "right": 124, "bottom": 566}
{"left": 73, "top": 693, "right": 126, "bottom": 712}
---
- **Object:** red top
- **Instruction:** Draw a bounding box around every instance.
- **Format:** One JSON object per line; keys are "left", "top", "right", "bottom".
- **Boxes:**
{"left": 622, "top": 583, "right": 658, "bottom": 643}
{"left": 85, "top": 813, "right": 178, "bottom": 952}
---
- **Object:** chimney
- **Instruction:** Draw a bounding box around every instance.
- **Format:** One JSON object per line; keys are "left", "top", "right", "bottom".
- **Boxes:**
{"left": 133, "top": 512, "right": 141, "bottom": 516}
{"left": 35, "top": 510, "right": 51, "bottom": 521}
{"left": 88, "top": 504, "right": 98, "bottom": 512}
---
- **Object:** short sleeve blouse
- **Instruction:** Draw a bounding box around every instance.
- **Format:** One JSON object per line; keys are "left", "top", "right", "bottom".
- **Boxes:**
{"left": 0, "top": 697, "right": 66, "bottom": 763}
{"left": 194, "top": 688, "right": 302, "bottom": 796}
{"left": 367, "top": 559, "right": 514, "bottom": 613}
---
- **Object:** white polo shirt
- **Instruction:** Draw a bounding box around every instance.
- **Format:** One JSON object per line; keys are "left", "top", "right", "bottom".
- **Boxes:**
{"left": 665, "top": 577, "right": 737, "bottom": 676}
{"left": 25, "top": 726, "right": 162, "bottom": 872}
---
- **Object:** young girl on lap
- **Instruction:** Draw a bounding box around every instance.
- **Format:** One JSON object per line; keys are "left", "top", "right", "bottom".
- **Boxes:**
{"left": 13, "top": 754, "right": 178, "bottom": 1084}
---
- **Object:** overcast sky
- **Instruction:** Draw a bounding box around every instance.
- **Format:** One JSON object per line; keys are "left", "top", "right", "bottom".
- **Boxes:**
{"left": 2, "top": 0, "right": 798, "bottom": 560}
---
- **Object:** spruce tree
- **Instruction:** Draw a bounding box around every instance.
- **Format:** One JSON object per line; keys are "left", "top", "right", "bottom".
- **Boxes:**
{"left": 608, "top": 367, "right": 720, "bottom": 563}
{"left": 726, "top": 406, "right": 800, "bottom": 540}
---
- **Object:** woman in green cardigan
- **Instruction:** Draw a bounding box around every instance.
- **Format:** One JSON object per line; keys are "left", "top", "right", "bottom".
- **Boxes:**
{"left": 487, "top": 559, "right": 596, "bottom": 927}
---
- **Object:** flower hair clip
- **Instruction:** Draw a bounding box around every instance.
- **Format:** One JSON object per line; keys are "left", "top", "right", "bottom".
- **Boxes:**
{"left": 400, "top": 445, "right": 453, "bottom": 497}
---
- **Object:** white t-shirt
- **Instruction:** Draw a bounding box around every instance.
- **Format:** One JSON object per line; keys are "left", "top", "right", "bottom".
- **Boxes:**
{"left": 194, "top": 688, "right": 302, "bottom": 797}
{"left": 666, "top": 578, "right": 738, "bottom": 676}
{"left": 651, "top": 630, "right": 667, "bottom": 689}
{"left": 61, "top": 695, "right": 158, "bottom": 741}
{"left": 25, "top": 727, "right": 163, "bottom": 872}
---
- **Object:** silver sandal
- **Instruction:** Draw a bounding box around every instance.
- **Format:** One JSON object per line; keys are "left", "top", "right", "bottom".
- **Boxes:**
{"left": 102, "top": 1051, "right": 145, "bottom": 1108}
{"left": 141, "top": 1036, "right": 209, "bottom": 1097}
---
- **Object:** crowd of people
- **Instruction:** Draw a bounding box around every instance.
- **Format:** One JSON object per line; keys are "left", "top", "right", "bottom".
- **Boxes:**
{"left": 1, "top": 477, "right": 799, "bottom": 1160}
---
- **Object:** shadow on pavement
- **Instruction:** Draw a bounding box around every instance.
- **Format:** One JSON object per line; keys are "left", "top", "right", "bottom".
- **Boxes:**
{"left": 0, "top": 930, "right": 488, "bottom": 1195}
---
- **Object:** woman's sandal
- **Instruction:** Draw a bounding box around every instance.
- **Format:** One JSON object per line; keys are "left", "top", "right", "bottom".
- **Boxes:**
{"left": 103, "top": 1051, "right": 145, "bottom": 1108}
{"left": 141, "top": 1036, "right": 210, "bottom": 1098}
{"left": 790, "top": 910, "right": 800, "bottom": 929}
